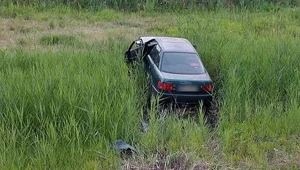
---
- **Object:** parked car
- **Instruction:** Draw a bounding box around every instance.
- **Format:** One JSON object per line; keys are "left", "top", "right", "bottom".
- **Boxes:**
{"left": 124, "top": 36, "right": 213, "bottom": 106}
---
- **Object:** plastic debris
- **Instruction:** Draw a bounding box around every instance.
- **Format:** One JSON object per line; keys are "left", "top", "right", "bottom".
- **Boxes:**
{"left": 111, "top": 139, "right": 137, "bottom": 154}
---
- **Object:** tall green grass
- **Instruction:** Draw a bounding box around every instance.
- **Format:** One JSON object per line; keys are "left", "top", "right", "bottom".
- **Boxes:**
{"left": 1, "top": 4, "right": 300, "bottom": 169}
{"left": 1, "top": 0, "right": 300, "bottom": 11}
{"left": 0, "top": 40, "right": 143, "bottom": 169}
{"left": 173, "top": 9, "right": 300, "bottom": 166}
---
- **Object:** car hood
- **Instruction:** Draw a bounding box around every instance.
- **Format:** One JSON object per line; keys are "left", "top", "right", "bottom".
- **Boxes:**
{"left": 161, "top": 71, "right": 211, "bottom": 82}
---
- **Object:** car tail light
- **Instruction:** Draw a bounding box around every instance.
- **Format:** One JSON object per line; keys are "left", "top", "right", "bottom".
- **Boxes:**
{"left": 158, "top": 81, "right": 174, "bottom": 91}
{"left": 201, "top": 84, "right": 214, "bottom": 92}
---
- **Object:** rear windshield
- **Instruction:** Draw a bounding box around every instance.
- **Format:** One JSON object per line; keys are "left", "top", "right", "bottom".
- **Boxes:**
{"left": 161, "top": 52, "right": 205, "bottom": 74}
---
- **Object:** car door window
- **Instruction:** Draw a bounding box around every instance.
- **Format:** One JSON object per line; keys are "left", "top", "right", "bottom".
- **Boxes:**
{"left": 149, "top": 45, "right": 161, "bottom": 67}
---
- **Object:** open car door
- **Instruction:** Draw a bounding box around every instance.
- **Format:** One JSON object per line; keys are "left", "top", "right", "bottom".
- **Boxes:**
{"left": 124, "top": 40, "right": 143, "bottom": 64}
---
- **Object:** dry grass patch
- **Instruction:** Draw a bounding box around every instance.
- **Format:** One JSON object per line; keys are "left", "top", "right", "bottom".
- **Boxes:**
{"left": 0, "top": 15, "right": 163, "bottom": 50}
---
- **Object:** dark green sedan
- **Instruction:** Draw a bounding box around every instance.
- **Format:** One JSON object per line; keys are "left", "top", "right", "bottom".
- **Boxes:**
{"left": 125, "top": 36, "right": 213, "bottom": 105}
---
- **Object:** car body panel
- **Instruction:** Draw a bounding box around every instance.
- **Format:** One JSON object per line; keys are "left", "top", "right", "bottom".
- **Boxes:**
{"left": 124, "top": 36, "right": 214, "bottom": 105}
{"left": 161, "top": 72, "right": 211, "bottom": 82}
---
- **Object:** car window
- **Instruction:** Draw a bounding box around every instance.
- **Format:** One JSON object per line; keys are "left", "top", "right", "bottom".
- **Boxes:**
{"left": 149, "top": 45, "right": 161, "bottom": 67}
{"left": 161, "top": 52, "right": 205, "bottom": 74}
{"left": 143, "top": 41, "right": 156, "bottom": 57}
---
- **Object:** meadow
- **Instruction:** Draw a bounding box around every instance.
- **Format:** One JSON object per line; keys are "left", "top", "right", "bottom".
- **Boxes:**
{"left": 0, "top": 2, "right": 300, "bottom": 169}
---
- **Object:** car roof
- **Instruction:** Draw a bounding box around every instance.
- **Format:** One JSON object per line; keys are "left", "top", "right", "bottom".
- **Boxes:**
{"left": 139, "top": 36, "right": 197, "bottom": 53}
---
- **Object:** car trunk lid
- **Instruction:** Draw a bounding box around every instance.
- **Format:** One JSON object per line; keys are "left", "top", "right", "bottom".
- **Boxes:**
{"left": 160, "top": 72, "right": 213, "bottom": 93}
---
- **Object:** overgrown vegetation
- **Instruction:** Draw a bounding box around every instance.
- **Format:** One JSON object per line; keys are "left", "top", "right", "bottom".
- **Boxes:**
{"left": 1, "top": 0, "right": 300, "bottom": 11}
{"left": 40, "top": 34, "right": 78, "bottom": 45}
{"left": 0, "top": 3, "right": 300, "bottom": 169}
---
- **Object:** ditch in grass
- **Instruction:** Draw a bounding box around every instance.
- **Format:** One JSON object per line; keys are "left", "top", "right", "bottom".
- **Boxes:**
{"left": 141, "top": 95, "right": 220, "bottom": 132}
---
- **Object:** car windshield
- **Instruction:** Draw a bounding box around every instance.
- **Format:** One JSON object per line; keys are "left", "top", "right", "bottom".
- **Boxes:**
{"left": 161, "top": 52, "right": 205, "bottom": 74}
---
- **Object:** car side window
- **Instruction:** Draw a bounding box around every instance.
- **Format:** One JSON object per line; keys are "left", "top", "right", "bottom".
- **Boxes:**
{"left": 149, "top": 45, "right": 161, "bottom": 67}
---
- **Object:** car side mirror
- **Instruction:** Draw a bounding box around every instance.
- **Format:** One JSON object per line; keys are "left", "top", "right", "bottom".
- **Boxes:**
{"left": 136, "top": 40, "right": 142, "bottom": 47}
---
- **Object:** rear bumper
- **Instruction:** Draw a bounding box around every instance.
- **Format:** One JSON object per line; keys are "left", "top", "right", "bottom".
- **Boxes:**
{"left": 152, "top": 86, "right": 212, "bottom": 105}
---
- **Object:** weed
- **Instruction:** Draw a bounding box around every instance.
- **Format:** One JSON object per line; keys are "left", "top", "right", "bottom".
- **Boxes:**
{"left": 39, "top": 34, "right": 78, "bottom": 45}
{"left": 17, "top": 38, "right": 28, "bottom": 45}
{"left": 48, "top": 21, "right": 55, "bottom": 29}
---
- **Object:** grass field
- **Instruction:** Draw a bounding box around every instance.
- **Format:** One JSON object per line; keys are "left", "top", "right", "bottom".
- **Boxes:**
{"left": 0, "top": 4, "right": 300, "bottom": 169}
